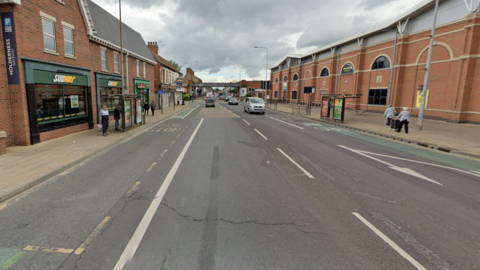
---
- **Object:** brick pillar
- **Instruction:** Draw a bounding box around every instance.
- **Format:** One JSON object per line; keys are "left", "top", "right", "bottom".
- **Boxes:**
{"left": 0, "top": 131, "right": 6, "bottom": 155}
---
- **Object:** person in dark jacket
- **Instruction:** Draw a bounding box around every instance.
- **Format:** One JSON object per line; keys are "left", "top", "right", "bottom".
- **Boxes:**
{"left": 144, "top": 101, "right": 150, "bottom": 115}
{"left": 114, "top": 105, "right": 121, "bottom": 130}
{"left": 150, "top": 101, "right": 155, "bottom": 116}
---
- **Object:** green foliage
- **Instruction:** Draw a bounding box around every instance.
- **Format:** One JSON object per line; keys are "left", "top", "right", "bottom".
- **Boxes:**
{"left": 245, "top": 93, "right": 252, "bottom": 97}
{"left": 169, "top": 60, "right": 181, "bottom": 71}
{"left": 183, "top": 93, "right": 191, "bottom": 101}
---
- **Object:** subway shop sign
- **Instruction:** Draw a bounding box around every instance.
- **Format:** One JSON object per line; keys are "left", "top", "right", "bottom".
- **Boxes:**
{"left": 33, "top": 70, "right": 88, "bottom": 86}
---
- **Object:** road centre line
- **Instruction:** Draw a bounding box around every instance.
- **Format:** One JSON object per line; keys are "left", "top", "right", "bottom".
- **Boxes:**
{"left": 125, "top": 182, "right": 141, "bottom": 197}
{"left": 146, "top": 162, "right": 157, "bottom": 172}
{"left": 24, "top": 246, "right": 74, "bottom": 254}
{"left": 160, "top": 150, "right": 168, "bottom": 157}
{"left": 113, "top": 118, "right": 205, "bottom": 270}
{"left": 277, "top": 148, "right": 314, "bottom": 179}
{"left": 74, "top": 216, "right": 111, "bottom": 255}
{"left": 352, "top": 212, "right": 427, "bottom": 270}
{"left": 268, "top": 116, "right": 305, "bottom": 129}
{"left": 254, "top": 129, "right": 268, "bottom": 140}
{"left": 243, "top": 119, "right": 251, "bottom": 125}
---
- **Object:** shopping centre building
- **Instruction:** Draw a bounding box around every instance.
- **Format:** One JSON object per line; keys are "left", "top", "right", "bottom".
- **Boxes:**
{"left": 270, "top": 0, "right": 480, "bottom": 123}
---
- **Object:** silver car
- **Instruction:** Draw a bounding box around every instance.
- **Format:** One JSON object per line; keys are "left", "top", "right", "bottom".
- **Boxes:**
{"left": 244, "top": 97, "right": 265, "bottom": 114}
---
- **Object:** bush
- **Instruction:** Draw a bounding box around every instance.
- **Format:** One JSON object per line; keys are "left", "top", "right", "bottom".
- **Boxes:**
{"left": 245, "top": 93, "right": 252, "bottom": 98}
{"left": 183, "top": 94, "right": 191, "bottom": 101}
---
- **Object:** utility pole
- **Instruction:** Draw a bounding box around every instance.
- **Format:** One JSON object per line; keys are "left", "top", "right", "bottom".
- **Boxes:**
{"left": 254, "top": 46, "right": 268, "bottom": 100}
{"left": 417, "top": 0, "right": 439, "bottom": 131}
{"left": 119, "top": 0, "right": 124, "bottom": 94}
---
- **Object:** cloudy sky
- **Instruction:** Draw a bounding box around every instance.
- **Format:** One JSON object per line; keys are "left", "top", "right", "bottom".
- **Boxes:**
{"left": 91, "top": 0, "right": 424, "bottom": 82}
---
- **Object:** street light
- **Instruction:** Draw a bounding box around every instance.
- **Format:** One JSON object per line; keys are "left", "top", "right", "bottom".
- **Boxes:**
{"left": 254, "top": 46, "right": 268, "bottom": 100}
{"left": 417, "top": 0, "right": 439, "bottom": 131}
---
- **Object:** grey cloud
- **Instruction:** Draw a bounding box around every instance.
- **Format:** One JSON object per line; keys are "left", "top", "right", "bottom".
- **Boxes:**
{"left": 358, "top": 0, "right": 400, "bottom": 9}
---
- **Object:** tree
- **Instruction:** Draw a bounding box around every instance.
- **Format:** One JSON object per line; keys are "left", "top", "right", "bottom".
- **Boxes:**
{"left": 169, "top": 60, "right": 181, "bottom": 71}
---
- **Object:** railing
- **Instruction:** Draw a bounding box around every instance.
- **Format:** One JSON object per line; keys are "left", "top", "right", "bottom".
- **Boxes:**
{"left": 291, "top": 105, "right": 309, "bottom": 115}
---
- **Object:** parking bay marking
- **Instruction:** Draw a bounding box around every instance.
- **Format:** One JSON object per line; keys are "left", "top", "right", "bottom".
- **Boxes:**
{"left": 352, "top": 212, "right": 427, "bottom": 270}
{"left": 277, "top": 148, "right": 314, "bottom": 179}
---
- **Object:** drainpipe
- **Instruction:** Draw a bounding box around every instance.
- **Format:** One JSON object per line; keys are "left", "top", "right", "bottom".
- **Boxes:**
{"left": 388, "top": 30, "right": 399, "bottom": 106}
{"left": 126, "top": 51, "right": 130, "bottom": 93}
{"left": 334, "top": 48, "right": 341, "bottom": 94}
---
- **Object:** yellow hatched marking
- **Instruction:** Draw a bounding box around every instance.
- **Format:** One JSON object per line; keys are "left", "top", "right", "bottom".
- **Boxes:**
{"left": 147, "top": 162, "right": 157, "bottom": 172}
{"left": 125, "top": 181, "right": 141, "bottom": 197}
{"left": 176, "top": 134, "right": 181, "bottom": 139}
{"left": 160, "top": 150, "right": 168, "bottom": 157}
{"left": 24, "top": 246, "right": 75, "bottom": 254}
{"left": 74, "top": 216, "right": 111, "bottom": 255}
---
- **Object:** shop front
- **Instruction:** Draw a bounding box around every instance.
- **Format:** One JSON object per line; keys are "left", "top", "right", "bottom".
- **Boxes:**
{"left": 134, "top": 79, "right": 151, "bottom": 108}
{"left": 24, "top": 59, "right": 93, "bottom": 145}
{"left": 95, "top": 73, "right": 123, "bottom": 123}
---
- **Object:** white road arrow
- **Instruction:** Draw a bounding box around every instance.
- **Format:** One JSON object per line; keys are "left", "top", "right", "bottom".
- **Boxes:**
{"left": 339, "top": 145, "right": 443, "bottom": 186}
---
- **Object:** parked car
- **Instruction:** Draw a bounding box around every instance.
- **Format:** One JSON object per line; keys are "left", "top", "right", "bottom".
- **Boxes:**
{"left": 228, "top": 98, "right": 238, "bottom": 105}
{"left": 244, "top": 97, "right": 265, "bottom": 114}
{"left": 205, "top": 98, "right": 215, "bottom": 107}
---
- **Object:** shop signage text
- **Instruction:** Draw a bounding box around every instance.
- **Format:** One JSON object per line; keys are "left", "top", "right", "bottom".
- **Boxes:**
{"left": 137, "top": 83, "right": 146, "bottom": 88}
{"left": 1, "top": 12, "right": 20, "bottom": 85}
{"left": 53, "top": 74, "right": 76, "bottom": 84}
{"left": 108, "top": 81, "right": 119, "bottom": 87}
{"left": 341, "top": 63, "right": 354, "bottom": 75}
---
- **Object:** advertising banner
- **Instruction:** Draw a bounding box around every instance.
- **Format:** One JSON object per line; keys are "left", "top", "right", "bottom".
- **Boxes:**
{"left": 136, "top": 99, "right": 142, "bottom": 124}
{"left": 416, "top": 90, "right": 429, "bottom": 108}
{"left": 1, "top": 12, "right": 20, "bottom": 85}
{"left": 124, "top": 100, "right": 132, "bottom": 128}
{"left": 333, "top": 98, "right": 344, "bottom": 120}
{"left": 283, "top": 83, "right": 287, "bottom": 91}
{"left": 321, "top": 98, "right": 330, "bottom": 118}
{"left": 240, "top": 88, "right": 247, "bottom": 97}
{"left": 70, "top": 95, "right": 79, "bottom": 108}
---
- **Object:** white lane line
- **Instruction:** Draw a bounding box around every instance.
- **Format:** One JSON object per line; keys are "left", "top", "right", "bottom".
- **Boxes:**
{"left": 254, "top": 129, "right": 268, "bottom": 140}
{"left": 352, "top": 212, "right": 427, "bottom": 270}
{"left": 181, "top": 104, "right": 200, "bottom": 119}
{"left": 243, "top": 119, "right": 251, "bottom": 126}
{"left": 233, "top": 113, "right": 240, "bottom": 117}
{"left": 113, "top": 118, "right": 205, "bottom": 270}
{"left": 277, "top": 148, "right": 314, "bottom": 179}
{"left": 268, "top": 116, "right": 305, "bottom": 129}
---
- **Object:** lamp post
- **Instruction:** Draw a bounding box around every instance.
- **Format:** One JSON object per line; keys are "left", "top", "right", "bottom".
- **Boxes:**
{"left": 417, "top": 0, "right": 439, "bottom": 131}
{"left": 254, "top": 46, "right": 268, "bottom": 100}
{"left": 382, "top": 28, "right": 399, "bottom": 106}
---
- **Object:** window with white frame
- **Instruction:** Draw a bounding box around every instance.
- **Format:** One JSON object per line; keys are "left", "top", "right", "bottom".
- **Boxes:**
{"left": 143, "top": 62, "right": 146, "bottom": 78}
{"left": 42, "top": 17, "right": 56, "bottom": 52}
{"left": 63, "top": 26, "right": 74, "bottom": 56}
{"left": 114, "top": 53, "right": 119, "bottom": 73}
{"left": 136, "top": 60, "right": 140, "bottom": 77}
{"left": 101, "top": 48, "right": 107, "bottom": 70}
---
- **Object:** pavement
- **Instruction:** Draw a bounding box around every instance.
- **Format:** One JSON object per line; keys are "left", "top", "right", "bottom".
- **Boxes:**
{"left": 267, "top": 102, "right": 480, "bottom": 158}
{"left": 0, "top": 100, "right": 201, "bottom": 204}
{"left": 0, "top": 102, "right": 479, "bottom": 269}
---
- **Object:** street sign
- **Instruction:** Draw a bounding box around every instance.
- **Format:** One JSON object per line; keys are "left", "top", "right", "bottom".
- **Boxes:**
{"left": 176, "top": 78, "right": 183, "bottom": 86}
{"left": 158, "top": 90, "right": 166, "bottom": 94}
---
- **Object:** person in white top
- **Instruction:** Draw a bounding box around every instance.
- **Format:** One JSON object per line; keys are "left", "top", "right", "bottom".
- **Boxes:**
{"left": 100, "top": 105, "right": 110, "bottom": 136}
{"left": 396, "top": 107, "right": 410, "bottom": 134}
{"left": 383, "top": 105, "right": 396, "bottom": 127}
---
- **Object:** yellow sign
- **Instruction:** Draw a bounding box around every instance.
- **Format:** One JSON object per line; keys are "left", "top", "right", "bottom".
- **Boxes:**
{"left": 416, "top": 90, "right": 429, "bottom": 108}
{"left": 108, "top": 81, "right": 119, "bottom": 87}
{"left": 53, "top": 74, "right": 76, "bottom": 84}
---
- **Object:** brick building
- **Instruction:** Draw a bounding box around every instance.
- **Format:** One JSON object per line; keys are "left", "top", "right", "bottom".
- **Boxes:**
{"left": 0, "top": 0, "right": 155, "bottom": 148}
{"left": 182, "top": 68, "right": 202, "bottom": 96}
{"left": 238, "top": 80, "right": 271, "bottom": 98}
{"left": 270, "top": 0, "right": 480, "bottom": 123}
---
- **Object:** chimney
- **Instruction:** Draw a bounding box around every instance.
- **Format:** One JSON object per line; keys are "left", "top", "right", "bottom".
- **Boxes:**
{"left": 186, "top": 68, "right": 194, "bottom": 75}
{"left": 147, "top": 41, "right": 158, "bottom": 55}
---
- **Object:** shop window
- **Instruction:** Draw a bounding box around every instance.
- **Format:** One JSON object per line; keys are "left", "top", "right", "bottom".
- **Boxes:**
{"left": 292, "top": 91, "right": 297, "bottom": 100}
{"left": 283, "top": 76, "right": 288, "bottom": 82}
{"left": 63, "top": 26, "right": 74, "bottom": 56}
{"left": 143, "top": 62, "right": 147, "bottom": 78}
{"left": 42, "top": 18, "right": 56, "bottom": 52}
{"left": 372, "top": 56, "right": 390, "bottom": 70}
{"left": 100, "top": 86, "right": 122, "bottom": 115}
{"left": 136, "top": 60, "right": 140, "bottom": 77}
{"left": 275, "top": 78, "right": 279, "bottom": 83}
{"left": 368, "top": 89, "right": 388, "bottom": 105}
{"left": 114, "top": 53, "right": 119, "bottom": 73}
{"left": 293, "top": 74, "right": 298, "bottom": 81}
{"left": 35, "top": 84, "right": 88, "bottom": 125}
{"left": 320, "top": 68, "right": 329, "bottom": 77}
{"left": 101, "top": 48, "right": 107, "bottom": 70}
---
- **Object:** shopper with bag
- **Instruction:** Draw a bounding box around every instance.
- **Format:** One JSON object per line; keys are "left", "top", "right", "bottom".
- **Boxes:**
{"left": 100, "top": 105, "right": 110, "bottom": 137}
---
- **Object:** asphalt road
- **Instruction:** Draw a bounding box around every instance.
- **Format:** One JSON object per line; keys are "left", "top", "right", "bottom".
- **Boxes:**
{"left": 1, "top": 99, "right": 480, "bottom": 270}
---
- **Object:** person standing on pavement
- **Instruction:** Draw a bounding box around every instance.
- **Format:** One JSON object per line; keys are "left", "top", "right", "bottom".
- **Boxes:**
{"left": 114, "top": 105, "right": 120, "bottom": 131}
{"left": 396, "top": 107, "right": 411, "bottom": 134}
{"left": 101, "top": 105, "right": 110, "bottom": 137}
{"left": 150, "top": 101, "right": 155, "bottom": 116}
{"left": 383, "top": 105, "right": 396, "bottom": 127}
{"left": 144, "top": 101, "right": 150, "bottom": 116}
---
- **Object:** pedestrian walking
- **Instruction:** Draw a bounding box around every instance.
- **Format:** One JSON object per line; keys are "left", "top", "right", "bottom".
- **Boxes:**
{"left": 177, "top": 97, "right": 180, "bottom": 105}
{"left": 383, "top": 105, "right": 397, "bottom": 127}
{"left": 396, "top": 107, "right": 411, "bottom": 134}
{"left": 114, "top": 105, "right": 120, "bottom": 131}
{"left": 100, "top": 105, "right": 109, "bottom": 137}
{"left": 150, "top": 101, "right": 155, "bottom": 116}
{"left": 144, "top": 101, "right": 150, "bottom": 116}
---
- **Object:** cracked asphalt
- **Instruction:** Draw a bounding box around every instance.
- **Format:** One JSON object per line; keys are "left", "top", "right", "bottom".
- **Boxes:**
{"left": 1, "top": 101, "right": 480, "bottom": 269}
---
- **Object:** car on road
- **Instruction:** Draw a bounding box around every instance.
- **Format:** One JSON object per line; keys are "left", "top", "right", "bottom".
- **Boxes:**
{"left": 205, "top": 98, "right": 215, "bottom": 107}
{"left": 228, "top": 98, "right": 238, "bottom": 105}
{"left": 224, "top": 96, "right": 230, "bottom": 102}
{"left": 244, "top": 97, "right": 265, "bottom": 114}
{"left": 219, "top": 96, "right": 225, "bottom": 100}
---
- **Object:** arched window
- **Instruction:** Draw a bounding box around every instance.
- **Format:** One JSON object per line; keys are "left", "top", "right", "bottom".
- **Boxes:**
{"left": 293, "top": 74, "right": 298, "bottom": 81}
{"left": 372, "top": 56, "right": 390, "bottom": 70}
{"left": 275, "top": 78, "right": 279, "bottom": 83}
{"left": 283, "top": 76, "right": 288, "bottom": 82}
{"left": 320, "top": 68, "right": 329, "bottom": 77}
